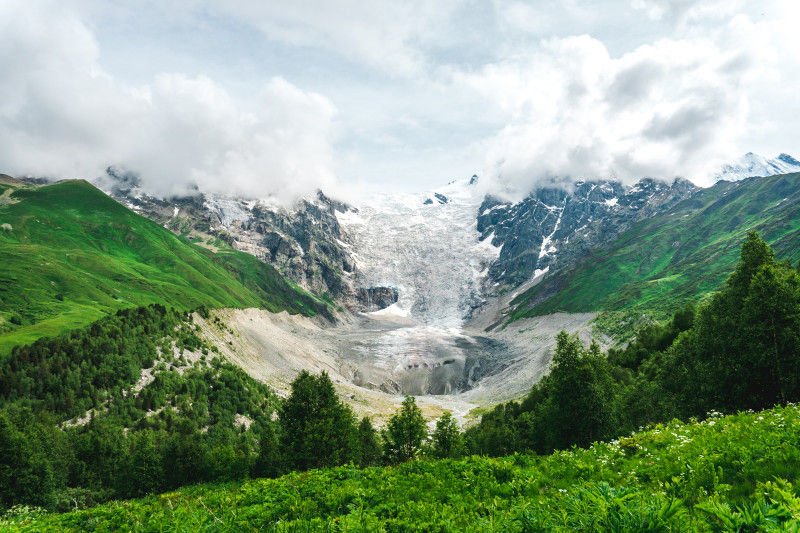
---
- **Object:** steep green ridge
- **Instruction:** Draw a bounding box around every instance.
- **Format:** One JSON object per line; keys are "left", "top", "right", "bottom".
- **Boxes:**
{"left": 0, "top": 180, "right": 328, "bottom": 352}
{"left": 8, "top": 405, "right": 800, "bottom": 531}
{"left": 509, "top": 173, "right": 800, "bottom": 329}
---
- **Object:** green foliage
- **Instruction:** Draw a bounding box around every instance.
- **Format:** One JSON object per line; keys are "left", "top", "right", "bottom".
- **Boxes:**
{"left": 279, "top": 371, "right": 358, "bottom": 471}
{"left": 510, "top": 173, "right": 800, "bottom": 335}
{"left": 466, "top": 334, "right": 617, "bottom": 457}
{"left": 355, "top": 416, "right": 382, "bottom": 467}
{"left": 251, "top": 424, "right": 281, "bottom": 479}
{"left": 11, "top": 405, "right": 800, "bottom": 531}
{"left": 659, "top": 231, "right": 800, "bottom": 417}
{"left": 0, "top": 409, "right": 66, "bottom": 511}
{"left": 431, "top": 412, "right": 463, "bottom": 459}
{"left": 543, "top": 335, "right": 616, "bottom": 450}
{"left": 383, "top": 395, "right": 426, "bottom": 464}
{"left": 0, "top": 180, "right": 329, "bottom": 352}
{"left": 0, "top": 304, "right": 288, "bottom": 511}
{"left": 0, "top": 305, "right": 182, "bottom": 419}
{"left": 466, "top": 232, "right": 800, "bottom": 468}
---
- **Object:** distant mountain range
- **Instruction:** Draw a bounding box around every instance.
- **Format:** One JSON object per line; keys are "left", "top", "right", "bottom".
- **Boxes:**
{"left": 4, "top": 151, "right": 800, "bottom": 345}
{"left": 714, "top": 152, "right": 800, "bottom": 181}
{"left": 505, "top": 171, "right": 800, "bottom": 337}
{"left": 108, "top": 175, "right": 358, "bottom": 303}
{"left": 474, "top": 152, "right": 800, "bottom": 305}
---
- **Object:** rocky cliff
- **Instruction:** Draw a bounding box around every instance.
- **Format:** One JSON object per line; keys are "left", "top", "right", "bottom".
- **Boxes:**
{"left": 102, "top": 168, "right": 364, "bottom": 306}
{"left": 477, "top": 177, "right": 697, "bottom": 292}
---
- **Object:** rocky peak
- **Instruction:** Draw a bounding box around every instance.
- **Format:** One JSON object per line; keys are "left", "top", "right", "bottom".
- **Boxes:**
{"left": 478, "top": 177, "right": 697, "bottom": 291}
{"left": 102, "top": 169, "right": 359, "bottom": 304}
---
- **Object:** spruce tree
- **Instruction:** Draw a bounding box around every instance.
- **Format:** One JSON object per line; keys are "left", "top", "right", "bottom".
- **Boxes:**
{"left": 431, "top": 412, "right": 462, "bottom": 459}
{"left": 279, "top": 371, "right": 357, "bottom": 471}
{"left": 383, "top": 396, "right": 426, "bottom": 464}
{"left": 355, "top": 417, "right": 381, "bottom": 467}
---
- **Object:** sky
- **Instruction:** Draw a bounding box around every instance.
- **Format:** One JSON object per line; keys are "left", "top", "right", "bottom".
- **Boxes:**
{"left": 1, "top": 0, "right": 799, "bottom": 202}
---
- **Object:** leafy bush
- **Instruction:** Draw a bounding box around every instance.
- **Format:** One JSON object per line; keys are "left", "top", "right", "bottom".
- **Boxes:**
{"left": 9, "top": 405, "right": 800, "bottom": 531}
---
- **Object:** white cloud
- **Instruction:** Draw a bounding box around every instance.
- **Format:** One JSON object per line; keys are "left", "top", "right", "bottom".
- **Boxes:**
{"left": 0, "top": 0, "right": 338, "bottom": 204}
{"left": 451, "top": 32, "right": 755, "bottom": 193}
{"left": 213, "top": 0, "right": 464, "bottom": 77}
{"left": 2, "top": 0, "right": 799, "bottom": 198}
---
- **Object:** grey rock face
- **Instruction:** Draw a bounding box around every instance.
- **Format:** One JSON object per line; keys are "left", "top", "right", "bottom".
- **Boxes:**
{"left": 478, "top": 177, "right": 697, "bottom": 291}
{"left": 105, "top": 171, "right": 358, "bottom": 303}
{"left": 355, "top": 286, "right": 399, "bottom": 312}
{"left": 422, "top": 192, "right": 449, "bottom": 205}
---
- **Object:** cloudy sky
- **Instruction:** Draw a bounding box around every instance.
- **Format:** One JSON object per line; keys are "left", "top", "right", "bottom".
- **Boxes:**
{"left": 1, "top": 0, "right": 798, "bottom": 201}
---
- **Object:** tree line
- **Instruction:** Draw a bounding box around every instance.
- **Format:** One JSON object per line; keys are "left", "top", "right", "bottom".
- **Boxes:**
{"left": 462, "top": 231, "right": 800, "bottom": 456}
{"left": 1, "top": 231, "right": 798, "bottom": 513}
{"left": 0, "top": 304, "right": 458, "bottom": 512}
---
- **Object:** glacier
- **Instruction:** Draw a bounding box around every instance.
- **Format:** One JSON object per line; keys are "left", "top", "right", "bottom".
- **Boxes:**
{"left": 338, "top": 178, "right": 500, "bottom": 328}
{"left": 335, "top": 178, "right": 511, "bottom": 395}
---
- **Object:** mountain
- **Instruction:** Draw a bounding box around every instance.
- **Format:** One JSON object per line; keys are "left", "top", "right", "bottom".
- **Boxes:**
{"left": 477, "top": 177, "right": 697, "bottom": 293}
{"left": 102, "top": 169, "right": 399, "bottom": 312}
{"left": 104, "top": 169, "right": 356, "bottom": 297}
{"left": 0, "top": 179, "right": 330, "bottom": 352}
{"left": 714, "top": 152, "right": 800, "bottom": 181}
{"left": 506, "top": 172, "right": 800, "bottom": 334}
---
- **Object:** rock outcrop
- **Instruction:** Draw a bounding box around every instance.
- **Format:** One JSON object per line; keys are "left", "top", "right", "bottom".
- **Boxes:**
{"left": 478, "top": 177, "right": 697, "bottom": 291}
{"left": 104, "top": 169, "right": 358, "bottom": 304}
{"left": 355, "top": 286, "right": 399, "bottom": 312}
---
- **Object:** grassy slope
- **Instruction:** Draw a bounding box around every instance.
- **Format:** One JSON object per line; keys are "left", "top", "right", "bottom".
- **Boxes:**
{"left": 509, "top": 173, "right": 800, "bottom": 329}
{"left": 8, "top": 405, "right": 800, "bottom": 531}
{"left": 0, "top": 180, "right": 328, "bottom": 352}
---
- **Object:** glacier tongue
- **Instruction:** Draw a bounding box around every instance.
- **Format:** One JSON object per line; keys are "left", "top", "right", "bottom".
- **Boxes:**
{"left": 339, "top": 184, "right": 499, "bottom": 328}
{"left": 332, "top": 180, "right": 513, "bottom": 396}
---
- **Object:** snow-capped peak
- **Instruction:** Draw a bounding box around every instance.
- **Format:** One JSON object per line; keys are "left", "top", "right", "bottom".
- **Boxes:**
{"left": 714, "top": 153, "right": 800, "bottom": 182}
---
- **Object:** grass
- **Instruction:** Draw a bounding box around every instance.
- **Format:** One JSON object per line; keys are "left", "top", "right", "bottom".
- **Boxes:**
{"left": 6, "top": 404, "right": 800, "bottom": 531}
{"left": 509, "top": 173, "right": 800, "bottom": 333}
{"left": 0, "top": 180, "right": 329, "bottom": 353}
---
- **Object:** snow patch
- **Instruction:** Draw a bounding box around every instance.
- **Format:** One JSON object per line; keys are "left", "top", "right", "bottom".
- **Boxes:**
{"left": 538, "top": 203, "right": 565, "bottom": 260}
{"left": 715, "top": 152, "right": 800, "bottom": 182}
{"left": 367, "top": 302, "right": 411, "bottom": 318}
{"left": 335, "top": 209, "right": 366, "bottom": 225}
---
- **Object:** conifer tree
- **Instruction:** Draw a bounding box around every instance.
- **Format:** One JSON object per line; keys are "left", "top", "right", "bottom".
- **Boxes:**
{"left": 356, "top": 416, "right": 381, "bottom": 467}
{"left": 431, "top": 412, "right": 462, "bottom": 459}
{"left": 279, "top": 371, "right": 357, "bottom": 471}
{"left": 383, "top": 396, "right": 426, "bottom": 464}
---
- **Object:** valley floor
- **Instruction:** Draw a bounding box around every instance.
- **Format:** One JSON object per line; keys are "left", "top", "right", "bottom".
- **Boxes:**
{"left": 195, "top": 307, "right": 601, "bottom": 425}
{"left": 9, "top": 403, "right": 800, "bottom": 531}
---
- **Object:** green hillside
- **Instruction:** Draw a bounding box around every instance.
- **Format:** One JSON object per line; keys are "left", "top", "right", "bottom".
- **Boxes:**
{"left": 0, "top": 180, "right": 329, "bottom": 352}
{"left": 509, "top": 173, "right": 800, "bottom": 332}
{"left": 8, "top": 405, "right": 800, "bottom": 531}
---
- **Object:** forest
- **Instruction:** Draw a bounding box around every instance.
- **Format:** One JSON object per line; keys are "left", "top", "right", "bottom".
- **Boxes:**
{"left": 1, "top": 231, "right": 799, "bottom": 521}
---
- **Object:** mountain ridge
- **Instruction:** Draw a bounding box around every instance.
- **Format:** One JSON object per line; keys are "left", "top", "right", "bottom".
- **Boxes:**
{"left": 505, "top": 172, "right": 800, "bottom": 336}
{"left": 0, "top": 179, "right": 330, "bottom": 352}
{"left": 714, "top": 152, "right": 800, "bottom": 182}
